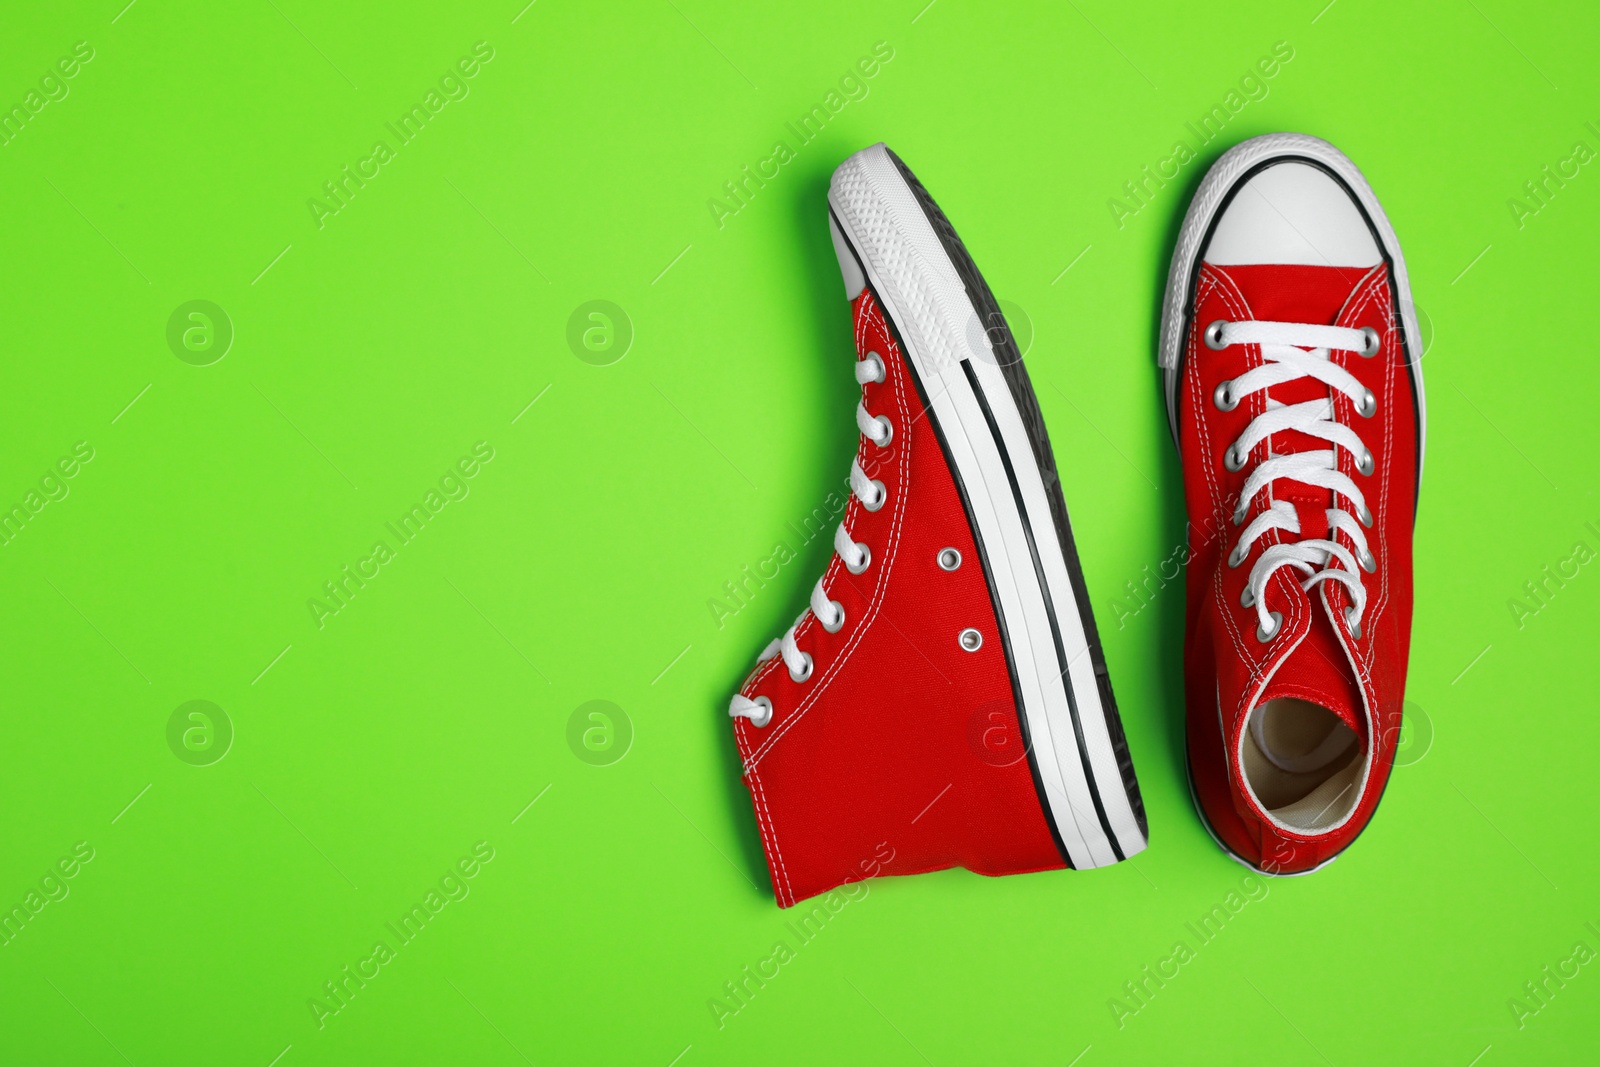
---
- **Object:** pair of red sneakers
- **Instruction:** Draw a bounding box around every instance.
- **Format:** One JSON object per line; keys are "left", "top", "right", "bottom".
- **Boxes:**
{"left": 727, "top": 136, "right": 1423, "bottom": 906}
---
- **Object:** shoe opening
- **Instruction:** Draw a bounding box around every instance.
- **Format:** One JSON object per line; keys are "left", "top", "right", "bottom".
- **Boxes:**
{"left": 1240, "top": 698, "right": 1363, "bottom": 833}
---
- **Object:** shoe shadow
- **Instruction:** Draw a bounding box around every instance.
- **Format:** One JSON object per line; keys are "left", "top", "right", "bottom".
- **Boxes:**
{"left": 1144, "top": 144, "right": 1233, "bottom": 825}
{"left": 712, "top": 159, "right": 859, "bottom": 902}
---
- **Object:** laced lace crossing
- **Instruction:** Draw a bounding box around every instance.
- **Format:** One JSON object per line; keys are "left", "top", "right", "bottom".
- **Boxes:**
{"left": 729, "top": 349, "right": 891, "bottom": 727}
{"left": 1208, "top": 319, "right": 1378, "bottom": 642}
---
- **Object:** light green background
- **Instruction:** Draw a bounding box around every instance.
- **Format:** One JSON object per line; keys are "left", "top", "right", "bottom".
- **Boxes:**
{"left": 1, "top": 1, "right": 1596, "bottom": 1063}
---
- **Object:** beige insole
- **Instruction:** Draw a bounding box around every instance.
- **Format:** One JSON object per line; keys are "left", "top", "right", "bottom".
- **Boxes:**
{"left": 1241, "top": 697, "right": 1363, "bottom": 832}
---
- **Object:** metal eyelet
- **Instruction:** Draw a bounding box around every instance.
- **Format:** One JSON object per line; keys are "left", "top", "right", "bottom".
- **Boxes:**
{"left": 1240, "top": 586, "right": 1256, "bottom": 609}
{"left": 748, "top": 696, "right": 773, "bottom": 728}
{"left": 1357, "top": 502, "right": 1373, "bottom": 528}
{"left": 1232, "top": 502, "right": 1248, "bottom": 526}
{"left": 1213, "top": 381, "right": 1239, "bottom": 411}
{"left": 1256, "top": 610, "right": 1284, "bottom": 642}
{"left": 1356, "top": 388, "right": 1377, "bottom": 418}
{"left": 862, "top": 479, "right": 888, "bottom": 512}
{"left": 1204, "top": 320, "right": 1229, "bottom": 350}
{"left": 1346, "top": 608, "right": 1363, "bottom": 639}
{"left": 1358, "top": 547, "right": 1377, "bottom": 574}
{"left": 937, "top": 548, "right": 962, "bottom": 571}
{"left": 873, "top": 416, "right": 893, "bottom": 448}
{"left": 821, "top": 601, "right": 846, "bottom": 634}
{"left": 845, "top": 543, "right": 872, "bottom": 575}
{"left": 1356, "top": 448, "right": 1375, "bottom": 476}
{"left": 1224, "top": 444, "right": 1247, "bottom": 472}
{"left": 789, "top": 653, "right": 814, "bottom": 684}
{"left": 1358, "top": 327, "right": 1381, "bottom": 357}
{"left": 863, "top": 352, "right": 886, "bottom": 383}
{"left": 1227, "top": 544, "right": 1247, "bottom": 568}
{"left": 958, "top": 628, "right": 983, "bottom": 652}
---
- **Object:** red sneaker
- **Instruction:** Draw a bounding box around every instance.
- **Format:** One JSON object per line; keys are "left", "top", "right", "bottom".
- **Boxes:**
{"left": 728, "top": 144, "right": 1147, "bottom": 908}
{"left": 1159, "top": 134, "right": 1424, "bottom": 873}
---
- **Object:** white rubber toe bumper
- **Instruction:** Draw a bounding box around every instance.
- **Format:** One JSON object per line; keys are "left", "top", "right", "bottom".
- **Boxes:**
{"left": 829, "top": 143, "right": 1148, "bottom": 869}
{"left": 1204, "top": 162, "right": 1381, "bottom": 268}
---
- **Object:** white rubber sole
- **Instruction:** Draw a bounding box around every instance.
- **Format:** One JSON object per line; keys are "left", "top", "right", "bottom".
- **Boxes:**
{"left": 1157, "top": 133, "right": 1426, "bottom": 468}
{"left": 828, "top": 144, "right": 1147, "bottom": 869}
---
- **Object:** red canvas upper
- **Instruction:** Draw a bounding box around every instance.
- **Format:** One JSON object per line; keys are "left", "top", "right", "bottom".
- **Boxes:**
{"left": 1180, "top": 260, "right": 1419, "bottom": 873}
{"left": 730, "top": 290, "right": 1064, "bottom": 908}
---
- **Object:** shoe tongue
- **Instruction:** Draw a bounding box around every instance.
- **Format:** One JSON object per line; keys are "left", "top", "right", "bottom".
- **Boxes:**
{"left": 1259, "top": 595, "right": 1366, "bottom": 743}
{"left": 1213, "top": 263, "right": 1362, "bottom": 325}
{"left": 1212, "top": 263, "right": 1368, "bottom": 548}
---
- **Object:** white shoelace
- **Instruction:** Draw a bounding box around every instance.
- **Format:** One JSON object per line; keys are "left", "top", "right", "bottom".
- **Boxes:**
{"left": 1209, "top": 319, "right": 1378, "bottom": 641}
{"left": 729, "top": 349, "right": 893, "bottom": 727}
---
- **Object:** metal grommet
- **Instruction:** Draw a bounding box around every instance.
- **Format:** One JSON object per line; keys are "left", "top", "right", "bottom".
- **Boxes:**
{"left": 1358, "top": 327, "right": 1381, "bottom": 357}
{"left": 863, "top": 479, "right": 888, "bottom": 512}
{"left": 1214, "top": 380, "right": 1239, "bottom": 411}
{"left": 821, "top": 601, "right": 845, "bottom": 634}
{"left": 1240, "top": 586, "right": 1256, "bottom": 609}
{"left": 1256, "top": 610, "right": 1283, "bottom": 642}
{"left": 1204, "top": 320, "right": 1229, "bottom": 350}
{"left": 749, "top": 696, "right": 773, "bottom": 728}
{"left": 1227, "top": 544, "right": 1247, "bottom": 568}
{"left": 937, "top": 548, "right": 962, "bottom": 571}
{"left": 874, "top": 416, "right": 893, "bottom": 447}
{"left": 1357, "top": 502, "right": 1373, "bottom": 528}
{"left": 1356, "top": 388, "right": 1377, "bottom": 418}
{"left": 1224, "top": 444, "right": 1247, "bottom": 472}
{"left": 1346, "top": 608, "right": 1363, "bottom": 639}
{"left": 846, "top": 543, "right": 872, "bottom": 575}
{"left": 863, "top": 352, "right": 886, "bottom": 382}
{"left": 958, "top": 628, "right": 983, "bottom": 652}
{"left": 1356, "top": 448, "right": 1375, "bottom": 476}
{"left": 789, "top": 652, "right": 814, "bottom": 683}
{"left": 1359, "top": 547, "right": 1377, "bottom": 574}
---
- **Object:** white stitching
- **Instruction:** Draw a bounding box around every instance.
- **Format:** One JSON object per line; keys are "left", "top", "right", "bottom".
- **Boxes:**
{"left": 746, "top": 769, "right": 794, "bottom": 906}
{"left": 743, "top": 293, "right": 914, "bottom": 767}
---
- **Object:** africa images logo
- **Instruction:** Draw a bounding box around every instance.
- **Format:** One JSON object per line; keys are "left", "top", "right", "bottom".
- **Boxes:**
{"left": 704, "top": 41, "right": 896, "bottom": 230}
{"left": 1107, "top": 40, "right": 1295, "bottom": 230}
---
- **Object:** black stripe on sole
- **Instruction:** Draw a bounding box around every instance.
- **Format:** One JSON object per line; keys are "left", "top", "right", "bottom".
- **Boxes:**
{"left": 883, "top": 148, "right": 1148, "bottom": 846}
{"left": 957, "top": 357, "right": 1123, "bottom": 861}
{"left": 828, "top": 208, "right": 1076, "bottom": 870}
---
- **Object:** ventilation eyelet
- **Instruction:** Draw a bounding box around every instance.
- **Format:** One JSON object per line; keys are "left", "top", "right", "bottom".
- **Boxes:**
{"left": 937, "top": 548, "right": 962, "bottom": 571}
{"left": 958, "top": 628, "right": 983, "bottom": 652}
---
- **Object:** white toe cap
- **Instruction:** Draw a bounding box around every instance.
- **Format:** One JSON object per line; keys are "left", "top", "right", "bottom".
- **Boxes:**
{"left": 1204, "top": 161, "right": 1381, "bottom": 268}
